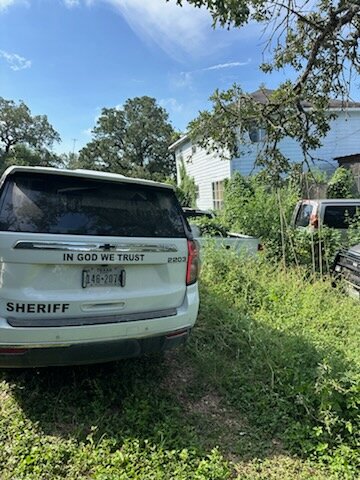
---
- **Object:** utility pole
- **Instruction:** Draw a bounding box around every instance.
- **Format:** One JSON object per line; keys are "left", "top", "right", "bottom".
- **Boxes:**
{"left": 72, "top": 138, "right": 77, "bottom": 155}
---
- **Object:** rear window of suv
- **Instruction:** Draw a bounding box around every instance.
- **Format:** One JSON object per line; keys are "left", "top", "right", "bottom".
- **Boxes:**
{"left": 0, "top": 172, "right": 186, "bottom": 238}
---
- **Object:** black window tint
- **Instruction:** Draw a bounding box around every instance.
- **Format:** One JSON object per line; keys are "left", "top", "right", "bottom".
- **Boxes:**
{"left": 295, "top": 204, "right": 313, "bottom": 227}
{"left": 183, "top": 211, "right": 213, "bottom": 220}
{"left": 0, "top": 173, "right": 186, "bottom": 238}
{"left": 323, "top": 206, "right": 357, "bottom": 229}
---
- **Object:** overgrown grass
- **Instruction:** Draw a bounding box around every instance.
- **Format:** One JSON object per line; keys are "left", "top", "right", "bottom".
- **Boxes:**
{"left": 0, "top": 357, "right": 230, "bottom": 479}
{"left": 192, "top": 248, "right": 360, "bottom": 476}
{"left": 0, "top": 249, "right": 359, "bottom": 478}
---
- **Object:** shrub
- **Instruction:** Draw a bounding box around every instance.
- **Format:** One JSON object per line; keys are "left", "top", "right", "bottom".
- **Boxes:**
{"left": 176, "top": 160, "right": 197, "bottom": 207}
{"left": 190, "top": 216, "right": 228, "bottom": 237}
{"left": 221, "top": 173, "right": 300, "bottom": 259}
{"left": 346, "top": 211, "right": 360, "bottom": 247}
{"left": 287, "top": 226, "right": 342, "bottom": 273}
{"left": 327, "top": 167, "right": 356, "bottom": 199}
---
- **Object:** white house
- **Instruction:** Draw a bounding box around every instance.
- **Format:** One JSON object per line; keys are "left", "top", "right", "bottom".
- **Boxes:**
{"left": 169, "top": 89, "right": 360, "bottom": 210}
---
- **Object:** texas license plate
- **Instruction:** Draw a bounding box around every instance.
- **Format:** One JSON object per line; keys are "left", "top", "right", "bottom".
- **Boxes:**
{"left": 82, "top": 267, "right": 126, "bottom": 288}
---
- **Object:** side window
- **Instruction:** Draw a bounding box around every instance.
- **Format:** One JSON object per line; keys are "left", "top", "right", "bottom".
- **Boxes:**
{"left": 323, "top": 206, "right": 357, "bottom": 229}
{"left": 212, "top": 181, "right": 224, "bottom": 210}
{"left": 249, "top": 127, "right": 266, "bottom": 143}
{"left": 295, "top": 204, "right": 313, "bottom": 227}
{"left": 195, "top": 185, "right": 200, "bottom": 199}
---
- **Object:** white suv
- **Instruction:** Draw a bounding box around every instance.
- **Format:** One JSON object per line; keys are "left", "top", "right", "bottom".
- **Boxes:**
{"left": 0, "top": 166, "right": 199, "bottom": 367}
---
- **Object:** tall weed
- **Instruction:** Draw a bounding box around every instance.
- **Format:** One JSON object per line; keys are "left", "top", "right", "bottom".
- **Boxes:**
{"left": 192, "top": 248, "right": 360, "bottom": 475}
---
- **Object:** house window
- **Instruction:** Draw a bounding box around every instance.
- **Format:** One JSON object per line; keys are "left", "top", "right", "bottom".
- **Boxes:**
{"left": 195, "top": 184, "right": 200, "bottom": 199}
{"left": 192, "top": 145, "right": 197, "bottom": 154}
{"left": 212, "top": 181, "right": 224, "bottom": 210}
{"left": 249, "top": 127, "right": 266, "bottom": 143}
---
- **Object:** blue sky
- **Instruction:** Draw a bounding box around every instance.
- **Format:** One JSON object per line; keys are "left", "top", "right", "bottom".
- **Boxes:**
{"left": 0, "top": 0, "right": 312, "bottom": 153}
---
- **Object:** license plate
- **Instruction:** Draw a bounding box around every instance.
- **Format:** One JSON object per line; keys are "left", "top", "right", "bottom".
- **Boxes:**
{"left": 82, "top": 267, "right": 126, "bottom": 288}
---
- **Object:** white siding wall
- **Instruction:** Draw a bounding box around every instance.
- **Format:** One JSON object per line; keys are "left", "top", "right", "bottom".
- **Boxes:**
{"left": 175, "top": 140, "right": 231, "bottom": 210}
{"left": 173, "top": 110, "right": 360, "bottom": 208}
{"left": 232, "top": 110, "right": 360, "bottom": 176}
{"left": 316, "top": 110, "right": 360, "bottom": 161}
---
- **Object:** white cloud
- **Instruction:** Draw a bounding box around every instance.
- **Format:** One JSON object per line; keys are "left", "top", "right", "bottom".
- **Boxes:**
{"left": 0, "top": 0, "right": 28, "bottom": 11}
{"left": 0, "top": 49, "right": 31, "bottom": 70}
{"left": 102, "top": 0, "right": 213, "bottom": 60}
{"left": 56, "top": 1, "right": 259, "bottom": 60}
{"left": 170, "top": 71, "right": 193, "bottom": 89}
{"left": 202, "top": 59, "right": 251, "bottom": 71}
{"left": 63, "top": 0, "right": 80, "bottom": 7}
{"left": 0, "top": 0, "right": 16, "bottom": 10}
{"left": 160, "top": 97, "right": 183, "bottom": 114}
{"left": 82, "top": 127, "right": 93, "bottom": 137}
{"left": 170, "top": 59, "right": 251, "bottom": 89}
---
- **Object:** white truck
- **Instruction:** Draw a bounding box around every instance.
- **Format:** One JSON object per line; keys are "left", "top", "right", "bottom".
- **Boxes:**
{"left": 182, "top": 208, "right": 260, "bottom": 255}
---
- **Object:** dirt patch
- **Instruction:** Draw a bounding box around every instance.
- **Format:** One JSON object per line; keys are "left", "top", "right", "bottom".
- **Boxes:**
{"left": 163, "top": 351, "right": 248, "bottom": 455}
{"left": 163, "top": 350, "right": 245, "bottom": 426}
{"left": 162, "top": 350, "right": 285, "bottom": 461}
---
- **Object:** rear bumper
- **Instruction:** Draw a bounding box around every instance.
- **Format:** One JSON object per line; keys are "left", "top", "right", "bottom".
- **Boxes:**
{"left": 0, "top": 329, "right": 190, "bottom": 368}
{"left": 0, "top": 284, "right": 199, "bottom": 368}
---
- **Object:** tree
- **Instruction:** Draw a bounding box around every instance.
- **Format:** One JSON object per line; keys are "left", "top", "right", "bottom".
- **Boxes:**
{"left": 60, "top": 151, "right": 80, "bottom": 169}
{"left": 78, "top": 97, "right": 177, "bottom": 179}
{"left": 176, "top": 160, "right": 197, "bottom": 207}
{"left": 0, "top": 97, "right": 60, "bottom": 168}
{"left": 171, "top": 1, "right": 360, "bottom": 177}
{"left": 327, "top": 167, "right": 356, "bottom": 199}
{"left": 1, "top": 144, "right": 63, "bottom": 174}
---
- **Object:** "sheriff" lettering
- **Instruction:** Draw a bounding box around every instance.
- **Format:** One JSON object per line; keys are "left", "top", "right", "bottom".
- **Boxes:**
{"left": 6, "top": 303, "right": 70, "bottom": 313}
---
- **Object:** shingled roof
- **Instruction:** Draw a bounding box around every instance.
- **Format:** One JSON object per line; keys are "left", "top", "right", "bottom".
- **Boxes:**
{"left": 249, "top": 88, "right": 360, "bottom": 108}
{"left": 169, "top": 89, "right": 360, "bottom": 151}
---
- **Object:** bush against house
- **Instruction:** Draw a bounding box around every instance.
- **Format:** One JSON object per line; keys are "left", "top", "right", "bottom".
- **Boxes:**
{"left": 327, "top": 167, "right": 357, "bottom": 199}
{"left": 175, "top": 160, "right": 197, "bottom": 208}
{"left": 220, "top": 172, "right": 299, "bottom": 259}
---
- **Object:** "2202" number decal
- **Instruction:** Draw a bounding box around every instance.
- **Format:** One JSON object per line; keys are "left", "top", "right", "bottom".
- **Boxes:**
{"left": 168, "top": 256, "right": 186, "bottom": 263}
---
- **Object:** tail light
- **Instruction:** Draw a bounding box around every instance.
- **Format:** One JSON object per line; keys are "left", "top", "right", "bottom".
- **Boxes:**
{"left": 166, "top": 328, "right": 189, "bottom": 339}
{"left": 0, "top": 348, "right": 28, "bottom": 355}
{"left": 186, "top": 240, "right": 200, "bottom": 285}
{"left": 310, "top": 213, "right": 319, "bottom": 228}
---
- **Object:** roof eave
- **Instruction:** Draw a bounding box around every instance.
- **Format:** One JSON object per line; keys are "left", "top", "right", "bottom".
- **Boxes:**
{"left": 168, "top": 134, "right": 190, "bottom": 152}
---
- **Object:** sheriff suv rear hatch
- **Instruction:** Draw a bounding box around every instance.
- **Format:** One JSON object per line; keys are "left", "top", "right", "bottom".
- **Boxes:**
{"left": 0, "top": 168, "right": 193, "bottom": 326}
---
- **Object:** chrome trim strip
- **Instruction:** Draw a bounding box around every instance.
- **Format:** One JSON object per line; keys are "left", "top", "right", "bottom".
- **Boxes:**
{"left": 7, "top": 308, "right": 177, "bottom": 328}
{"left": 13, "top": 241, "right": 178, "bottom": 253}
